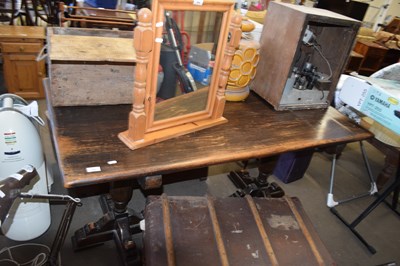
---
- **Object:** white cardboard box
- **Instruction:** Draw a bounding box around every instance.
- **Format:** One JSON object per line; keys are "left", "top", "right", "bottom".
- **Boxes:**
{"left": 339, "top": 75, "right": 400, "bottom": 135}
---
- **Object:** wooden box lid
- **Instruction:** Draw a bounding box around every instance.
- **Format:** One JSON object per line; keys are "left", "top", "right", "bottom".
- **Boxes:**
{"left": 144, "top": 195, "right": 335, "bottom": 266}
{"left": 48, "top": 28, "right": 136, "bottom": 63}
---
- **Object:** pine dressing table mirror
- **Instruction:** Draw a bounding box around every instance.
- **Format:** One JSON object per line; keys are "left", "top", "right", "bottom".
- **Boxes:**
{"left": 119, "top": 0, "right": 242, "bottom": 150}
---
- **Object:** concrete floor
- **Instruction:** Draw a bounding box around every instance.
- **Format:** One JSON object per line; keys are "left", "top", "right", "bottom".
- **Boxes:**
{"left": 0, "top": 82, "right": 399, "bottom": 265}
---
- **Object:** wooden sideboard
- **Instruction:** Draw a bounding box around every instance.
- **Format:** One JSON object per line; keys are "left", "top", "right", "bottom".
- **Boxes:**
{"left": 0, "top": 25, "right": 46, "bottom": 99}
{"left": 352, "top": 39, "right": 400, "bottom": 76}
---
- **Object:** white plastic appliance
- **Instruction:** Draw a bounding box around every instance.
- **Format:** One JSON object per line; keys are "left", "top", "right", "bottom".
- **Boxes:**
{"left": 0, "top": 94, "right": 51, "bottom": 241}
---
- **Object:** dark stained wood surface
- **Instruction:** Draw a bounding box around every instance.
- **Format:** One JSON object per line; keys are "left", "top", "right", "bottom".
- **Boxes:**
{"left": 48, "top": 92, "right": 373, "bottom": 189}
{"left": 144, "top": 195, "right": 335, "bottom": 265}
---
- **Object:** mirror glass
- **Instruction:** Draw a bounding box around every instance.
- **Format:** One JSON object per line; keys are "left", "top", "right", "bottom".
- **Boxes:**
{"left": 153, "top": 10, "right": 223, "bottom": 122}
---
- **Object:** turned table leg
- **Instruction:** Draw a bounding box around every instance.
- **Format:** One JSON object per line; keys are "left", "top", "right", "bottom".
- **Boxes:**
{"left": 72, "top": 180, "right": 142, "bottom": 266}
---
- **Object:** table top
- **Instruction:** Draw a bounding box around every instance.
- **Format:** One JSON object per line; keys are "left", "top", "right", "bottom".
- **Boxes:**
{"left": 48, "top": 92, "right": 373, "bottom": 189}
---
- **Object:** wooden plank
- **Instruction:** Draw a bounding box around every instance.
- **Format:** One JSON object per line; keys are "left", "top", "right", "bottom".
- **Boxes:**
{"left": 245, "top": 196, "right": 279, "bottom": 265}
{"left": 49, "top": 63, "right": 134, "bottom": 106}
{"left": 196, "top": 12, "right": 206, "bottom": 43}
{"left": 49, "top": 35, "right": 136, "bottom": 62}
{"left": 161, "top": 194, "right": 175, "bottom": 266}
{"left": 206, "top": 195, "right": 229, "bottom": 266}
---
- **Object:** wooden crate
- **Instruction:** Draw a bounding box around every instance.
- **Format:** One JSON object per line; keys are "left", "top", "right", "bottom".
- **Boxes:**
{"left": 250, "top": 2, "right": 360, "bottom": 110}
{"left": 47, "top": 28, "right": 135, "bottom": 106}
{"left": 144, "top": 195, "right": 335, "bottom": 266}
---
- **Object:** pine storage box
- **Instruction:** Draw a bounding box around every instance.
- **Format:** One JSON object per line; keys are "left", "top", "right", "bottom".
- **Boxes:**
{"left": 47, "top": 27, "right": 136, "bottom": 106}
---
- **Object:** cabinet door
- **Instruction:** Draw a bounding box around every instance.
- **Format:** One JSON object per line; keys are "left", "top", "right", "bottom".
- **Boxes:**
{"left": 3, "top": 53, "right": 45, "bottom": 99}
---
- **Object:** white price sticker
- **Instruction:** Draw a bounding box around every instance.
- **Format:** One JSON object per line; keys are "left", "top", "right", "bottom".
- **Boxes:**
{"left": 86, "top": 166, "right": 101, "bottom": 173}
{"left": 193, "top": 0, "right": 203, "bottom": 5}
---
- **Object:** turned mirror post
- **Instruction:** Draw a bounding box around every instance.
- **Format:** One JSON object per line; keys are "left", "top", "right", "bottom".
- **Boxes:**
{"left": 123, "top": 8, "right": 153, "bottom": 142}
{"left": 119, "top": 1, "right": 241, "bottom": 150}
{"left": 213, "top": 14, "right": 242, "bottom": 119}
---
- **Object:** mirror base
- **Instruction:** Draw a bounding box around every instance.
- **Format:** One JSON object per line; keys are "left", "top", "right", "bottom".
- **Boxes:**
{"left": 118, "top": 117, "right": 227, "bottom": 150}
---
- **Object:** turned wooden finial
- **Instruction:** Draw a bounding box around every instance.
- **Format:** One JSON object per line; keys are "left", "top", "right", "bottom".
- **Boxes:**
{"left": 231, "top": 14, "right": 242, "bottom": 29}
{"left": 119, "top": 7, "right": 153, "bottom": 146}
{"left": 219, "top": 14, "right": 242, "bottom": 91}
{"left": 212, "top": 13, "right": 242, "bottom": 119}
{"left": 134, "top": 8, "right": 153, "bottom": 60}
{"left": 137, "top": 8, "right": 152, "bottom": 24}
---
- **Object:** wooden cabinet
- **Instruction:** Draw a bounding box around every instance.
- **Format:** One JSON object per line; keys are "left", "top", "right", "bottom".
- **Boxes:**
{"left": 251, "top": 2, "right": 360, "bottom": 110}
{"left": 344, "top": 51, "right": 364, "bottom": 74}
{"left": 0, "top": 26, "right": 46, "bottom": 99}
{"left": 353, "top": 40, "right": 388, "bottom": 76}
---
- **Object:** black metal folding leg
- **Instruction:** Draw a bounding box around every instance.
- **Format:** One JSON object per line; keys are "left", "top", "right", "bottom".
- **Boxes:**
{"left": 327, "top": 141, "right": 378, "bottom": 208}
{"left": 330, "top": 155, "right": 400, "bottom": 254}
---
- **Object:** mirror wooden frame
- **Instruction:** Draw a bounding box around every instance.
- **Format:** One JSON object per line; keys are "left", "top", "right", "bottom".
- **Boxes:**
{"left": 119, "top": 1, "right": 241, "bottom": 150}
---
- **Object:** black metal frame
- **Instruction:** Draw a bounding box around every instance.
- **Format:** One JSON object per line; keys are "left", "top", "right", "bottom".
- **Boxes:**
{"left": 330, "top": 156, "right": 400, "bottom": 254}
{"left": 16, "top": 193, "right": 82, "bottom": 266}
